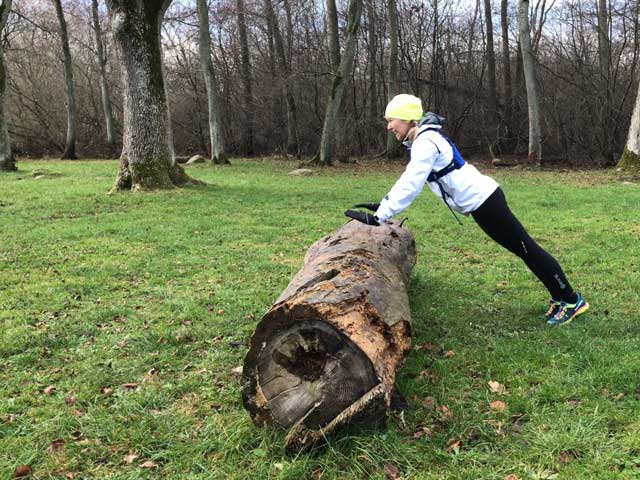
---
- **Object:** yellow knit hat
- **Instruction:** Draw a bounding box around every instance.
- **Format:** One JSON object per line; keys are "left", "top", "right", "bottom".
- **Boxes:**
{"left": 384, "top": 94, "right": 423, "bottom": 121}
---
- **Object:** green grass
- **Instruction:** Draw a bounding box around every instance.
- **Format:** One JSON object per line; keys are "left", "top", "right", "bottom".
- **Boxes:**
{"left": 1, "top": 159, "right": 639, "bottom": 479}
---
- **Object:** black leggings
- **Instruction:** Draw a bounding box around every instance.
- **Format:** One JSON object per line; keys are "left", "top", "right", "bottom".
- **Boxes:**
{"left": 471, "top": 187, "right": 577, "bottom": 303}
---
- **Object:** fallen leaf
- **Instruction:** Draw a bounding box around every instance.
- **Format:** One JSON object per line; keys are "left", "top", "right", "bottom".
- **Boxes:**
{"left": 488, "top": 380, "right": 506, "bottom": 394}
{"left": 139, "top": 460, "right": 158, "bottom": 469}
{"left": 446, "top": 438, "right": 462, "bottom": 452}
{"left": 505, "top": 475, "right": 519, "bottom": 480}
{"left": 217, "top": 309, "right": 225, "bottom": 315}
{"left": 65, "top": 396, "right": 76, "bottom": 405}
{"left": 559, "top": 450, "right": 576, "bottom": 464}
{"left": 421, "top": 341, "right": 435, "bottom": 350}
{"left": 439, "top": 404, "right": 452, "bottom": 421}
{"left": 14, "top": 465, "right": 32, "bottom": 478}
{"left": 384, "top": 463, "right": 401, "bottom": 479}
{"left": 614, "top": 393, "right": 625, "bottom": 401}
{"left": 117, "top": 339, "right": 128, "bottom": 348}
{"left": 65, "top": 473, "right": 75, "bottom": 479}
{"left": 71, "top": 409, "right": 84, "bottom": 417}
{"left": 122, "top": 383, "right": 138, "bottom": 390}
{"left": 47, "top": 438, "right": 66, "bottom": 454}
{"left": 443, "top": 350, "right": 455, "bottom": 358}
{"left": 413, "top": 425, "right": 432, "bottom": 439}
{"left": 231, "top": 366, "right": 243, "bottom": 375}
{"left": 422, "top": 396, "right": 436, "bottom": 410}
{"left": 490, "top": 400, "right": 507, "bottom": 412}
{"left": 100, "top": 387, "right": 113, "bottom": 395}
{"left": 43, "top": 385, "right": 56, "bottom": 395}
{"left": 123, "top": 452, "right": 139, "bottom": 464}
{"left": 311, "top": 467, "right": 324, "bottom": 479}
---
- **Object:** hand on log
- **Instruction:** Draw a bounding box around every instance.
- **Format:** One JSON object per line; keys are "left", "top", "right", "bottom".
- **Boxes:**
{"left": 241, "top": 219, "right": 416, "bottom": 449}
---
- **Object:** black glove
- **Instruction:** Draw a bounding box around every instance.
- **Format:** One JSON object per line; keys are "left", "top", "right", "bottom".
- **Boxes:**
{"left": 345, "top": 209, "right": 380, "bottom": 226}
{"left": 352, "top": 202, "right": 380, "bottom": 212}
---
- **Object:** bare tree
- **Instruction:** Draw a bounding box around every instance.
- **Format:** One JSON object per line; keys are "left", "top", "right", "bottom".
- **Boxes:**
{"left": 52, "top": 0, "right": 78, "bottom": 159}
{"left": 263, "top": 0, "right": 298, "bottom": 154}
{"left": 236, "top": 0, "right": 254, "bottom": 156}
{"left": 91, "top": 0, "right": 116, "bottom": 151}
{"left": 107, "top": 0, "right": 198, "bottom": 191}
{"left": 484, "top": 0, "right": 499, "bottom": 137}
{"left": 386, "top": 0, "right": 402, "bottom": 159}
{"left": 0, "top": 0, "right": 14, "bottom": 171}
{"left": 197, "top": 0, "right": 228, "bottom": 164}
{"left": 500, "top": 0, "right": 512, "bottom": 136}
{"left": 517, "top": 0, "right": 541, "bottom": 164}
{"left": 317, "top": 0, "right": 363, "bottom": 165}
{"left": 618, "top": 83, "right": 640, "bottom": 171}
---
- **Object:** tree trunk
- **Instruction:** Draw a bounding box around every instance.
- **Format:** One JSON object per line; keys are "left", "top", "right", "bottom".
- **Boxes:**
{"left": 242, "top": 219, "right": 416, "bottom": 449}
{"left": 366, "top": 0, "right": 378, "bottom": 147}
{"left": 317, "top": 0, "right": 363, "bottom": 166}
{"left": 0, "top": 0, "right": 14, "bottom": 172}
{"left": 597, "top": 0, "right": 614, "bottom": 165}
{"left": 386, "top": 0, "right": 402, "bottom": 159}
{"left": 236, "top": 0, "right": 254, "bottom": 156}
{"left": 517, "top": 0, "right": 541, "bottom": 165}
{"left": 91, "top": 0, "right": 116, "bottom": 151}
{"left": 197, "top": 0, "right": 228, "bottom": 165}
{"left": 107, "top": 0, "right": 200, "bottom": 191}
{"left": 483, "top": 0, "right": 499, "bottom": 136}
{"left": 263, "top": 0, "right": 299, "bottom": 155}
{"left": 618, "top": 82, "right": 640, "bottom": 172}
{"left": 52, "top": 0, "right": 78, "bottom": 159}
{"left": 500, "top": 0, "right": 512, "bottom": 140}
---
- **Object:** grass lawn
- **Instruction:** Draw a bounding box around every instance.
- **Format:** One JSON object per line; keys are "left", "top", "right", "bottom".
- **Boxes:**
{"left": 1, "top": 159, "right": 639, "bottom": 479}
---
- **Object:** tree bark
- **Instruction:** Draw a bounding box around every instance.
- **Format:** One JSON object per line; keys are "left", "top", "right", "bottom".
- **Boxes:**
{"left": 597, "top": 0, "right": 614, "bottom": 165}
{"left": 107, "top": 0, "right": 200, "bottom": 191}
{"left": 618, "top": 82, "right": 640, "bottom": 172}
{"left": 236, "top": 0, "right": 254, "bottom": 156}
{"left": 317, "top": 0, "right": 362, "bottom": 165}
{"left": 385, "top": 0, "right": 402, "bottom": 159}
{"left": 263, "top": 0, "right": 299, "bottom": 155}
{"left": 52, "top": 0, "right": 78, "bottom": 159}
{"left": 242, "top": 219, "right": 416, "bottom": 449}
{"left": 91, "top": 0, "right": 116, "bottom": 151}
{"left": 483, "top": 0, "right": 499, "bottom": 134}
{"left": 197, "top": 0, "right": 228, "bottom": 164}
{"left": 517, "top": 0, "right": 541, "bottom": 165}
{"left": 0, "top": 0, "right": 14, "bottom": 172}
{"left": 500, "top": 0, "right": 512, "bottom": 136}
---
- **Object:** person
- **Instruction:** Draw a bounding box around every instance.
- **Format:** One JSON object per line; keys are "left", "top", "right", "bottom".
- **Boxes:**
{"left": 345, "top": 94, "right": 589, "bottom": 326}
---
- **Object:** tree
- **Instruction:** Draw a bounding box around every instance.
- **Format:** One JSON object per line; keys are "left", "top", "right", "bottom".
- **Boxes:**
{"left": 91, "top": 0, "right": 116, "bottom": 151}
{"left": 0, "top": 0, "right": 14, "bottom": 171}
{"left": 107, "top": 0, "right": 199, "bottom": 191}
{"left": 618, "top": 83, "right": 640, "bottom": 172}
{"left": 52, "top": 0, "right": 78, "bottom": 159}
{"left": 317, "top": 0, "right": 363, "bottom": 165}
{"left": 517, "top": 0, "right": 541, "bottom": 164}
{"left": 385, "top": 0, "right": 402, "bottom": 159}
{"left": 263, "top": 0, "right": 298, "bottom": 154}
{"left": 196, "top": 0, "right": 228, "bottom": 164}
{"left": 500, "top": 0, "right": 512, "bottom": 138}
{"left": 235, "top": 0, "right": 254, "bottom": 156}
{"left": 483, "top": 0, "right": 499, "bottom": 141}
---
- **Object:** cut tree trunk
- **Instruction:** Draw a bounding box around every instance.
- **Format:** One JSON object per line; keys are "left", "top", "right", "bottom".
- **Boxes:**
{"left": 242, "top": 219, "right": 416, "bottom": 449}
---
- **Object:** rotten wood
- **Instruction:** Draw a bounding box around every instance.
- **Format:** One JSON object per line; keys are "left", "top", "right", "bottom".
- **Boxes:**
{"left": 241, "top": 219, "right": 416, "bottom": 448}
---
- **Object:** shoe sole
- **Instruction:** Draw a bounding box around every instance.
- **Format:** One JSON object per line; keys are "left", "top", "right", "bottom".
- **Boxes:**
{"left": 548, "top": 302, "right": 589, "bottom": 326}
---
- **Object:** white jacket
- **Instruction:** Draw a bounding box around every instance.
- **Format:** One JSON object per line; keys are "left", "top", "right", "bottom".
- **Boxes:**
{"left": 375, "top": 126, "right": 499, "bottom": 222}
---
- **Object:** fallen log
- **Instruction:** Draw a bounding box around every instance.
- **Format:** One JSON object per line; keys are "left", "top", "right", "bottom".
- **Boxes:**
{"left": 241, "top": 219, "right": 416, "bottom": 448}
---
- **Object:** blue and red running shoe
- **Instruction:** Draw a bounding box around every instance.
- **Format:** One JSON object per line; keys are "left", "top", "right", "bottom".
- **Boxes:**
{"left": 547, "top": 293, "right": 589, "bottom": 326}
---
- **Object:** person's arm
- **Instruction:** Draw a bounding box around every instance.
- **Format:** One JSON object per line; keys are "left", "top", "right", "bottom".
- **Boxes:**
{"left": 375, "top": 138, "right": 439, "bottom": 222}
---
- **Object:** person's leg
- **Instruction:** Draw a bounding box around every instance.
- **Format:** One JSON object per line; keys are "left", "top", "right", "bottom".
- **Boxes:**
{"left": 471, "top": 188, "right": 578, "bottom": 304}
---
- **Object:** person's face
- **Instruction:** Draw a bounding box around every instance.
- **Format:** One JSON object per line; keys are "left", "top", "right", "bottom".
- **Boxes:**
{"left": 386, "top": 118, "right": 412, "bottom": 141}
